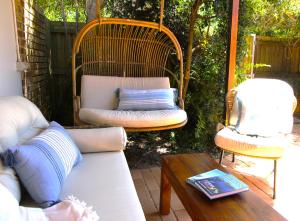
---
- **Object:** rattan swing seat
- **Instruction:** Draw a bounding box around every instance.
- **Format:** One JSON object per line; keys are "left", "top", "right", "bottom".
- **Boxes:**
{"left": 72, "top": 18, "right": 187, "bottom": 131}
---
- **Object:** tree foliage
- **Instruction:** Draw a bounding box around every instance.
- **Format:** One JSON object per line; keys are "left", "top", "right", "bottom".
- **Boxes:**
{"left": 240, "top": 0, "right": 300, "bottom": 38}
{"left": 106, "top": 0, "right": 160, "bottom": 21}
{"left": 37, "top": 0, "right": 87, "bottom": 22}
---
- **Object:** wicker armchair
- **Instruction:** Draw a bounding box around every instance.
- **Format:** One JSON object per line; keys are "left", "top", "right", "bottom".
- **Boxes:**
{"left": 215, "top": 78, "right": 297, "bottom": 199}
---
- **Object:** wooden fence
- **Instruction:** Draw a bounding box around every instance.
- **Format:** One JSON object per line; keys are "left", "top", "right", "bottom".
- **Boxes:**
{"left": 253, "top": 36, "right": 300, "bottom": 77}
{"left": 49, "top": 22, "right": 84, "bottom": 125}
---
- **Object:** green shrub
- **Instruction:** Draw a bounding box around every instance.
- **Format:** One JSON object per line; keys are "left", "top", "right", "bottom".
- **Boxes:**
{"left": 172, "top": 0, "right": 228, "bottom": 152}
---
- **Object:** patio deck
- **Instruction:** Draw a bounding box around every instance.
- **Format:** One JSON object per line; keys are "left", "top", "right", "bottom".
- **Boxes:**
{"left": 131, "top": 123, "right": 300, "bottom": 221}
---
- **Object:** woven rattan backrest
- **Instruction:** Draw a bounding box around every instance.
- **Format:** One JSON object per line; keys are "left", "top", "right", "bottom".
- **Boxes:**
{"left": 81, "top": 24, "right": 173, "bottom": 77}
{"left": 72, "top": 18, "right": 184, "bottom": 99}
{"left": 74, "top": 19, "right": 182, "bottom": 77}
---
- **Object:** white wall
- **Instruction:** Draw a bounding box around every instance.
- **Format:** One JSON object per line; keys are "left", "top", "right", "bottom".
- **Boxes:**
{"left": 0, "top": 0, "right": 22, "bottom": 96}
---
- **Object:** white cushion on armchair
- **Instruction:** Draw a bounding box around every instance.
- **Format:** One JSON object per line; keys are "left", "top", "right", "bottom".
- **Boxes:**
{"left": 230, "top": 79, "right": 295, "bottom": 137}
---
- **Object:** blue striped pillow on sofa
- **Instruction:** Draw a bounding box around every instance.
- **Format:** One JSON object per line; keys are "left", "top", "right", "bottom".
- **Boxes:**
{"left": 117, "top": 88, "right": 177, "bottom": 110}
{"left": 0, "top": 121, "right": 82, "bottom": 208}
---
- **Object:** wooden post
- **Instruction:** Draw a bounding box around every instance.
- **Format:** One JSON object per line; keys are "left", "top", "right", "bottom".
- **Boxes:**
{"left": 273, "top": 160, "right": 277, "bottom": 199}
{"left": 160, "top": 0, "right": 165, "bottom": 30}
{"left": 226, "top": 0, "right": 240, "bottom": 92}
{"left": 96, "top": 0, "right": 100, "bottom": 18}
{"left": 249, "top": 34, "right": 256, "bottom": 78}
{"left": 241, "top": 34, "right": 256, "bottom": 78}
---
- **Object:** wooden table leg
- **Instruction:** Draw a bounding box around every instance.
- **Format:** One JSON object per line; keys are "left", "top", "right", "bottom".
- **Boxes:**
{"left": 159, "top": 167, "right": 171, "bottom": 215}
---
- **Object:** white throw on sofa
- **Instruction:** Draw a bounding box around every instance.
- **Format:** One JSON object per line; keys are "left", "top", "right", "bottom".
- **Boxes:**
{"left": 0, "top": 96, "right": 145, "bottom": 221}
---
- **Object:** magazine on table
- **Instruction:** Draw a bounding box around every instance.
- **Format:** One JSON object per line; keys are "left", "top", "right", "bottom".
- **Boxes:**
{"left": 186, "top": 169, "right": 249, "bottom": 199}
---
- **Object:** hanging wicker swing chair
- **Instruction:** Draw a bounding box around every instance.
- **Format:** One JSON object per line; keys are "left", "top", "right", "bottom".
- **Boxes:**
{"left": 72, "top": 0, "right": 187, "bottom": 132}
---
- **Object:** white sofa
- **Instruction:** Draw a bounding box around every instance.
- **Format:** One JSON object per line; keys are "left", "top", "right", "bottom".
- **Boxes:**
{"left": 0, "top": 96, "right": 145, "bottom": 221}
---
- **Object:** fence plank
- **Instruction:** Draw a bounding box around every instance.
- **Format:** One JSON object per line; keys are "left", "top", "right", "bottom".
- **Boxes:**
{"left": 253, "top": 36, "right": 300, "bottom": 76}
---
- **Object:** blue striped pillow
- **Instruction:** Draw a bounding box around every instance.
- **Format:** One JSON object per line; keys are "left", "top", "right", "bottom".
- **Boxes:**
{"left": 117, "top": 88, "right": 177, "bottom": 110}
{"left": 0, "top": 121, "right": 82, "bottom": 208}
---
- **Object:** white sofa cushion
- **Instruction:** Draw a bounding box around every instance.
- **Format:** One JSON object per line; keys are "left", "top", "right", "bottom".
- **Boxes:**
{"left": 0, "top": 182, "right": 100, "bottom": 221}
{"left": 0, "top": 160, "right": 21, "bottom": 202}
{"left": 67, "top": 127, "right": 127, "bottom": 153}
{"left": 0, "top": 96, "right": 49, "bottom": 149}
{"left": 60, "top": 152, "right": 146, "bottom": 221}
{"left": 0, "top": 182, "right": 50, "bottom": 221}
{"left": 0, "top": 182, "right": 24, "bottom": 221}
{"left": 79, "top": 108, "right": 187, "bottom": 128}
{"left": 0, "top": 96, "right": 49, "bottom": 202}
{"left": 81, "top": 76, "right": 171, "bottom": 110}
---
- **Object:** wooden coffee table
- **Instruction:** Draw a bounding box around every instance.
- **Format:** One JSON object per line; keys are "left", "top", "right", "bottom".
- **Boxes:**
{"left": 159, "top": 153, "right": 286, "bottom": 221}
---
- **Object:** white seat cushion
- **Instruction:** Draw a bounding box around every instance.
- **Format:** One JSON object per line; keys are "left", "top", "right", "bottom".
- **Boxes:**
{"left": 79, "top": 108, "right": 187, "bottom": 128}
{"left": 60, "top": 152, "right": 145, "bottom": 221}
{"left": 215, "top": 127, "right": 289, "bottom": 158}
{"left": 81, "top": 76, "right": 171, "bottom": 110}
